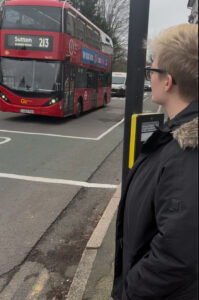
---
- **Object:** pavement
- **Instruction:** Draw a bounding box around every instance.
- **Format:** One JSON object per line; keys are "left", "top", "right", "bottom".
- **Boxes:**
{"left": 66, "top": 185, "right": 121, "bottom": 300}
{"left": 83, "top": 215, "right": 116, "bottom": 300}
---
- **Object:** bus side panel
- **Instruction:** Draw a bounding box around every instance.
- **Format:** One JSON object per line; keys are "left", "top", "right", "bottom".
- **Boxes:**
{"left": 96, "top": 87, "right": 104, "bottom": 107}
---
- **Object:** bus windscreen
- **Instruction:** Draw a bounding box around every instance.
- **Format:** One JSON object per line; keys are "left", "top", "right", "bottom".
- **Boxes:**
{"left": 112, "top": 77, "right": 126, "bottom": 85}
{"left": 0, "top": 58, "right": 62, "bottom": 93}
{"left": 1, "top": 6, "right": 62, "bottom": 32}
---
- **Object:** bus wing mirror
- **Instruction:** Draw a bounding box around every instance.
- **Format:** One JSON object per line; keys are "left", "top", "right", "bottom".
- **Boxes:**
{"left": 55, "top": 83, "right": 61, "bottom": 91}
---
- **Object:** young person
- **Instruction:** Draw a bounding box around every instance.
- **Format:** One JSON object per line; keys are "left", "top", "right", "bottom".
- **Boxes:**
{"left": 112, "top": 24, "right": 198, "bottom": 300}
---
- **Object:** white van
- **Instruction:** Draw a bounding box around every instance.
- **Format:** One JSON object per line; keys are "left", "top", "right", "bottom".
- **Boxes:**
{"left": 112, "top": 72, "right": 127, "bottom": 97}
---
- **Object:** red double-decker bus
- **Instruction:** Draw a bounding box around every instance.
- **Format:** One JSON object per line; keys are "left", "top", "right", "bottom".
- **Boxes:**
{"left": 0, "top": 0, "right": 113, "bottom": 117}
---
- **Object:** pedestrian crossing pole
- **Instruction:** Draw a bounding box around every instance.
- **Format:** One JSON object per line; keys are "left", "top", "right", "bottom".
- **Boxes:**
{"left": 122, "top": 0, "right": 150, "bottom": 194}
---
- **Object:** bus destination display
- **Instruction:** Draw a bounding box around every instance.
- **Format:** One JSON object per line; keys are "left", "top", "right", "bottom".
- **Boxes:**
{"left": 5, "top": 34, "right": 53, "bottom": 52}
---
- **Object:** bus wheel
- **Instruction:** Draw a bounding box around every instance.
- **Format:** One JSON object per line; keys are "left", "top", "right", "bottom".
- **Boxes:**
{"left": 103, "top": 94, "right": 107, "bottom": 107}
{"left": 76, "top": 99, "right": 83, "bottom": 118}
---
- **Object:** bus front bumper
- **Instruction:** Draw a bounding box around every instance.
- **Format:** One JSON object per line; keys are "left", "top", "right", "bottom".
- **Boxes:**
{"left": 0, "top": 99, "right": 65, "bottom": 118}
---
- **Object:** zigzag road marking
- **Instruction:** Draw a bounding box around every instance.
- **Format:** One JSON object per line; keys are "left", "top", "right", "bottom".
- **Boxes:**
{"left": 0, "top": 137, "right": 11, "bottom": 145}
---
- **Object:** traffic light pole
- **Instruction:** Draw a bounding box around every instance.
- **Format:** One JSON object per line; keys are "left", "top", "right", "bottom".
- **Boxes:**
{"left": 122, "top": 0, "right": 150, "bottom": 193}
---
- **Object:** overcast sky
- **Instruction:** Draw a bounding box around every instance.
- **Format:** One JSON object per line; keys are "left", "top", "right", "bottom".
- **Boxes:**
{"left": 148, "top": 0, "right": 190, "bottom": 39}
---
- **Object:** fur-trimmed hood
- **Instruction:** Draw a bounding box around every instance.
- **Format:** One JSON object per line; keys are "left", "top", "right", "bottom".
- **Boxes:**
{"left": 172, "top": 117, "right": 198, "bottom": 150}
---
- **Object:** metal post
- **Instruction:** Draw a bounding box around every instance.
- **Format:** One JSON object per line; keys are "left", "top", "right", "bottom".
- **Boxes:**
{"left": 122, "top": 0, "right": 150, "bottom": 193}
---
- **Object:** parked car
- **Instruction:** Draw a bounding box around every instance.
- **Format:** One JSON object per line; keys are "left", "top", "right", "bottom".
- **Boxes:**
{"left": 144, "top": 79, "right": 151, "bottom": 91}
{"left": 112, "top": 72, "right": 127, "bottom": 97}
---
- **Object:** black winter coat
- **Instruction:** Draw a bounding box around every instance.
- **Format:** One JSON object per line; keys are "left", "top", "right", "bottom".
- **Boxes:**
{"left": 112, "top": 100, "right": 198, "bottom": 300}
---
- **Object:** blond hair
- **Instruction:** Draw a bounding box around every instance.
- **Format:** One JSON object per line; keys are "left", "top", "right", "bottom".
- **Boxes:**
{"left": 150, "top": 24, "right": 198, "bottom": 100}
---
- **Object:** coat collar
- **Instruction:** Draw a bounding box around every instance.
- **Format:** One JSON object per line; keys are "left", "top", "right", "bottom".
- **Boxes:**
{"left": 172, "top": 117, "right": 198, "bottom": 149}
{"left": 161, "top": 100, "right": 198, "bottom": 150}
{"left": 161, "top": 100, "right": 198, "bottom": 132}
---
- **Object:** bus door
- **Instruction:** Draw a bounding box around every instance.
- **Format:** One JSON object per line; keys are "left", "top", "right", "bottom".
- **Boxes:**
{"left": 92, "top": 72, "right": 97, "bottom": 108}
{"left": 87, "top": 70, "right": 97, "bottom": 108}
{"left": 64, "top": 63, "right": 75, "bottom": 115}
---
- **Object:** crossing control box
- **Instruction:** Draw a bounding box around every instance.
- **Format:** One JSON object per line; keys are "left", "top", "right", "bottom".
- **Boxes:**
{"left": 129, "top": 113, "right": 164, "bottom": 168}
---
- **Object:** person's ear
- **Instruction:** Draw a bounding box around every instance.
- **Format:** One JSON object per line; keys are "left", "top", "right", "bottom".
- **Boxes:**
{"left": 164, "top": 74, "right": 173, "bottom": 92}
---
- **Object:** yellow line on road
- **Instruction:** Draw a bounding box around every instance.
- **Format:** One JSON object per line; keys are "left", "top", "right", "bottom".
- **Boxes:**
{"left": 27, "top": 269, "right": 49, "bottom": 300}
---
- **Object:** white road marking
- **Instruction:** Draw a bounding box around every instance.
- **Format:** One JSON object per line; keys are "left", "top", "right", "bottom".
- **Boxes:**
{"left": 157, "top": 105, "right": 163, "bottom": 113}
{"left": 96, "top": 118, "right": 124, "bottom": 140}
{"left": 0, "top": 119, "right": 124, "bottom": 141}
{"left": 0, "top": 137, "right": 11, "bottom": 145}
{"left": 0, "top": 173, "right": 118, "bottom": 189}
{"left": 0, "top": 129, "right": 96, "bottom": 140}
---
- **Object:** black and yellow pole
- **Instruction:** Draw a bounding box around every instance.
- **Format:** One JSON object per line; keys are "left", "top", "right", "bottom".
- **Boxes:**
{"left": 122, "top": 0, "right": 150, "bottom": 193}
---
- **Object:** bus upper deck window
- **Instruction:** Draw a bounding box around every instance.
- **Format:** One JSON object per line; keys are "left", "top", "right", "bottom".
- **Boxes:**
{"left": 66, "top": 11, "right": 75, "bottom": 36}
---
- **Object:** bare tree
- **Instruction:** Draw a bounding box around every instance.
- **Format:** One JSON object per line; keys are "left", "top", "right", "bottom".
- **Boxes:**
{"left": 0, "top": 0, "right": 5, "bottom": 25}
{"left": 97, "top": 0, "right": 129, "bottom": 65}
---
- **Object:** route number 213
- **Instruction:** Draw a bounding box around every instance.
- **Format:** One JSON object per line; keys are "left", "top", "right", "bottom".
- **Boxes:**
{"left": 39, "top": 38, "right": 49, "bottom": 48}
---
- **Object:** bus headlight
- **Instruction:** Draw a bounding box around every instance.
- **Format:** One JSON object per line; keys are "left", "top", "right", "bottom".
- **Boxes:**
{"left": 0, "top": 92, "right": 11, "bottom": 103}
{"left": 43, "top": 97, "right": 60, "bottom": 106}
{"left": 51, "top": 99, "right": 56, "bottom": 104}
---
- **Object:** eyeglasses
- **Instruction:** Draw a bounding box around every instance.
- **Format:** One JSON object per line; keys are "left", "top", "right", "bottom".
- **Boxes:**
{"left": 144, "top": 67, "right": 176, "bottom": 84}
